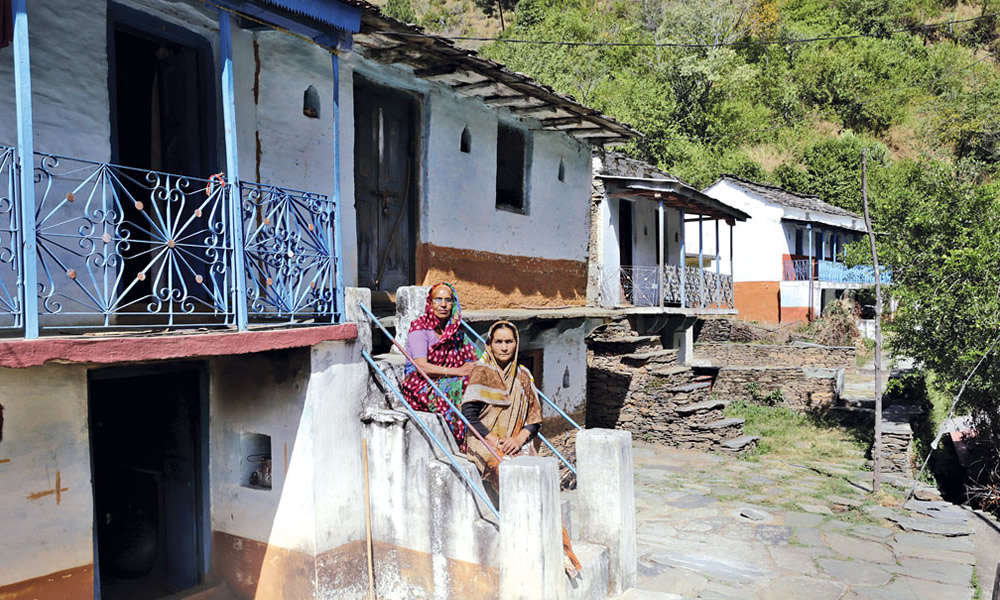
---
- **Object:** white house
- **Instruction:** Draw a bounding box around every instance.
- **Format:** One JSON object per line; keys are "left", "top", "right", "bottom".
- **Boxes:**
{"left": 694, "top": 175, "right": 885, "bottom": 324}
{"left": 0, "top": 1, "right": 637, "bottom": 598}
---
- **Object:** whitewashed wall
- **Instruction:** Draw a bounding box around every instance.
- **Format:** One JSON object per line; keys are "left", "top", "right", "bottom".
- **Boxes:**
{"left": 522, "top": 321, "right": 587, "bottom": 420}
{"left": 0, "top": 1, "right": 110, "bottom": 159}
{"left": 698, "top": 179, "right": 788, "bottom": 282}
{"left": 209, "top": 340, "right": 368, "bottom": 595}
{"left": 598, "top": 198, "right": 683, "bottom": 270}
{"left": 0, "top": 364, "right": 93, "bottom": 587}
{"left": 421, "top": 89, "right": 591, "bottom": 262}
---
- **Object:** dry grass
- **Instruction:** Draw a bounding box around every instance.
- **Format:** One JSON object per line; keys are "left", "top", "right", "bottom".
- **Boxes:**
{"left": 743, "top": 143, "right": 798, "bottom": 172}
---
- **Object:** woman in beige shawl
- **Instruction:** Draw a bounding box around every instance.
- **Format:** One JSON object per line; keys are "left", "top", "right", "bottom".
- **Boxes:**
{"left": 461, "top": 321, "right": 582, "bottom": 576}
{"left": 461, "top": 321, "right": 542, "bottom": 498}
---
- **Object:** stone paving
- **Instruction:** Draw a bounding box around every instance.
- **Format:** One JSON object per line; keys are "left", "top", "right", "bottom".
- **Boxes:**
{"left": 622, "top": 442, "right": 979, "bottom": 600}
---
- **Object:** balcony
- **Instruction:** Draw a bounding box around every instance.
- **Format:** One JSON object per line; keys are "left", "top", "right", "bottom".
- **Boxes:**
{"left": 0, "top": 146, "right": 343, "bottom": 337}
{"left": 783, "top": 258, "right": 892, "bottom": 285}
{"left": 599, "top": 265, "right": 734, "bottom": 309}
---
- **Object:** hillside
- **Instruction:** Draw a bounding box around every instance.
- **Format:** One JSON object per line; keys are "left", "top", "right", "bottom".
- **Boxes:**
{"left": 373, "top": 0, "right": 999, "bottom": 212}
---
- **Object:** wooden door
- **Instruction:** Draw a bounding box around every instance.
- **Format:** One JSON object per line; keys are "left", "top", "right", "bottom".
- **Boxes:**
{"left": 354, "top": 84, "right": 416, "bottom": 291}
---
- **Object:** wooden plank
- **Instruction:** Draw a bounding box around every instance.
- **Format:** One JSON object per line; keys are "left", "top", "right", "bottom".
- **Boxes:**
{"left": 413, "top": 63, "right": 458, "bottom": 78}
{"left": 483, "top": 94, "right": 532, "bottom": 106}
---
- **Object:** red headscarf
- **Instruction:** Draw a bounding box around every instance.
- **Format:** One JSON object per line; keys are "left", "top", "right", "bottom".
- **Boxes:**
{"left": 407, "top": 282, "right": 479, "bottom": 368}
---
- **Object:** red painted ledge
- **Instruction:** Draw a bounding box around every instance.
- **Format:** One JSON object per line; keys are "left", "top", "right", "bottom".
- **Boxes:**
{"left": 0, "top": 323, "right": 358, "bottom": 369}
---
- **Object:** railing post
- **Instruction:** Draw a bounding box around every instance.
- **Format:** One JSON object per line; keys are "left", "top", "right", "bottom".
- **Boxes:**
{"left": 219, "top": 12, "right": 247, "bottom": 331}
{"left": 499, "top": 456, "right": 566, "bottom": 600}
{"left": 576, "top": 429, "right": 636, "bottom": 594}
{"left": 332, "top": 54, "right": 346, "bottom": 323}
{"left": 13, "top": 0, "right": 38, "bottom": 339}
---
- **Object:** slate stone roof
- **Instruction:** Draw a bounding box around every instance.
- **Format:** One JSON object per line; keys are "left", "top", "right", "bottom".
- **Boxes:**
{"left": 719, "top": 175, "right": 862, "bottom": 220}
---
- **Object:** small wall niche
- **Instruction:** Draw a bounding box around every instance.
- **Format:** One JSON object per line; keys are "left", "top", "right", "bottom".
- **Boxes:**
{"left": 240, "top": 432, "right": 272, "bottom": 490}
{"left": 460, "top": 125, "right": 472, "bottom": 153}
{"left": 557, "top": 158, "right": 566, "bottom": 182}
{"left": 303, "top": 85, "right": 320, "bottom": 119}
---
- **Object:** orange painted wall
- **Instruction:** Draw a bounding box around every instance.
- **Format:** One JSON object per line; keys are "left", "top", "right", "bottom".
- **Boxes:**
{"left": 734, "top": 281, "right": 781, "bottom": 324}
{"left": 0, "top": 565, "right": 93, "bottom": 600}
{"left": 416, "top": 243, "right": 587, "bottom": 310}
{"left": 780, "top": 306, "right": 812, "bottom": 324}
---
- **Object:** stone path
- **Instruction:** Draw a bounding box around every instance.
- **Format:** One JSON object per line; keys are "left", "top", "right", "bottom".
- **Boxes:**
{"left": 605, "top": 442, "right": 980, "bottom": 600}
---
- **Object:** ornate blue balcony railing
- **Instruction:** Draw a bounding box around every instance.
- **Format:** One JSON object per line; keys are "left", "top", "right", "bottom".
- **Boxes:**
{"left": 0, "top": 147, "right": 343, "bottom": 337}
{"left": 0, "top": 146, "right": 21, "bottom": 331}
{"left": 783, "top": 258, "right": 892, "bottom": 284}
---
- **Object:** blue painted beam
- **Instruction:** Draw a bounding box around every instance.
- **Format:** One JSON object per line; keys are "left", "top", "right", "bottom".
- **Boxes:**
{"left": 332, "top": 54, "right": 345, "bottom": 323}
{"left": 219, "top": 12, "right": 248, "bottom": 330}
{"left": 13, "top": 0, "right": 38, "bottom": 339}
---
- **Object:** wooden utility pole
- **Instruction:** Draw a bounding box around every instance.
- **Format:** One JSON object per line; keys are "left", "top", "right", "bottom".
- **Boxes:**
{"left": 862, "top": 149, "right": 884, "bottom": 493}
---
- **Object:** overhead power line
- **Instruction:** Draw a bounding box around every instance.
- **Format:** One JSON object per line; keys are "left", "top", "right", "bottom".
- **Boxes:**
{"left": 378, "top": 11, "right": 1000, "bottom": 49}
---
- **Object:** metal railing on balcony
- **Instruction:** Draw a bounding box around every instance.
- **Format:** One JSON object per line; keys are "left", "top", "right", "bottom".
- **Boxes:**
{"left": 0, "top": 147, "right": 343, "bottom": 337}
{"left": 599, "top": 264, "right": 734, "bottom": 309}
{"left": 783, "top": 257, "right": 892, "bottom": 285}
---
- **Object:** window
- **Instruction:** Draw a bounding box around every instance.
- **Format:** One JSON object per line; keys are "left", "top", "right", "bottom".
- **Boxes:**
{"left": 520, "top": 348, "right": 544, "bottom": 388}
{"left": 794, "top": 229, "right": 804, "bottom": 256}
{"left": 460, "top": 125, "right": 471, "bottom": 153}
{"left": 303, "top": 85, "right": 320, "bottom": 118}
{"left": 496, "top": 123, "right": 526, "bottom": 211}
{"left": 240, "top": 432, "right": 272, "bottom": 490}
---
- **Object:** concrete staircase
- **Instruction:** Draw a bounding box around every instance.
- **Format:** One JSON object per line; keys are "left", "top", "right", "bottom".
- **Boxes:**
{"left": 587, "top": 328, "right": 757, "bottom": 455}
{"left": 362, "top": 354, "right": 671, "bottom": 600}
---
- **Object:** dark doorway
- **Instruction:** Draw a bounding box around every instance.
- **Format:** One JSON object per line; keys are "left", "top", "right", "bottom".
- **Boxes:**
{"left": 354, "top": 79, "right": 419, "bottom": 292}
{"left": 89, "top": 367, "right": 205, "bottom": 600}
{"left": 109, "top": 8, "right": 217, "bottom": 307}
{"left": 618, "top": 201, "right": 633, "bottom": 268}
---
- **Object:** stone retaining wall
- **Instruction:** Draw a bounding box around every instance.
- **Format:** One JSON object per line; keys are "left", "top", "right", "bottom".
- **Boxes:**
{"left": 712, "top": 367, "right": 840, "bottom": 410}
{"left": 696, "top": 342, "right": 855, "bottom": 368}
{"left": 587, "top": 346, "right": 748, "bottom": 450}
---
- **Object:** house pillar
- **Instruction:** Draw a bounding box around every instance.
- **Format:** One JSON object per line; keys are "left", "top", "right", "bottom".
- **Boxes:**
{"left": 657, "top": 197, "right": 664, "bottom": 308}
{"left": 219, "top": 12, "right": 248, "bottom": 332}
{"left": 807, "top": 223, "right": 814, "bottom": 320}
{"left": 13, "top": 0, "right": 38, "bottom": 339}
{"left": 332, "top": 53, "right": 346, "bottom": 322}
{"left": 679, "top": 209, "right": 686, "bottom": 308}
{"left": 715, "top": 219, "right": 720, "bottom": 275}
{"left": 698, "top": 215, "right": 704, "bottom": 308}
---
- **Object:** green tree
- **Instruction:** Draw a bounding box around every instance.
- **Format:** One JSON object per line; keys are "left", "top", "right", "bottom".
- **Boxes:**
{"left": 383, "top": 0, "right": 416, "bottom": 23}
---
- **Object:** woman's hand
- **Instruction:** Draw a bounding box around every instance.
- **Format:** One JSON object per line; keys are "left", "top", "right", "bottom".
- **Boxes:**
{"left": 453, "top": 362, "right": 476, "bottom": 377}
{"left": 496, "top": 431, "right": 530, "bottom": 456}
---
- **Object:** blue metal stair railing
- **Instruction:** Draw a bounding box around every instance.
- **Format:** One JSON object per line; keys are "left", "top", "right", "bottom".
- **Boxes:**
{"left": 361, "top": 349, "right": 499, "bottom": 520}
{"left": 358, "top": 302, "right": 506, "bottom": 469}
{"left": 460, "top": 321, "right": 579, "bottom": 477}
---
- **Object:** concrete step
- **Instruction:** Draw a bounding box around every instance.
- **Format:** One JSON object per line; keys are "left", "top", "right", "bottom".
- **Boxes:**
{"left": 719, "top": 435, "right": 759, "bottom": 453}
{"left": 693, "top": 417, "right": 744, "bottom": 431}
{"left": 566, "top": 541, "right": 610, "bottom": 600}
{"left": 675, "top": 398, "right": 726, "bottom": 415}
